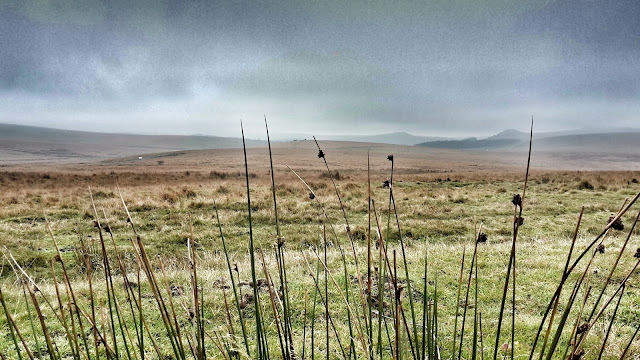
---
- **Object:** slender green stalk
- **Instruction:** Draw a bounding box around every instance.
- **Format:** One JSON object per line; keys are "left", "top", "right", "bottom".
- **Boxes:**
{"left": 0, "top": 287, "right": 25, "bottom": 360}
{"left": 240, "top": 122, "right": 267, "bottom": 359}
{"left": 495, "top": 118, "right": 533, "bottom": 360}
{"left": 313, "top": 137, "right": 370, "bottom": 351}
{"left": 452, "top": 244, "right": 466, "bottom": 359}
{"left": 214, "top": 201, "right": 250, "bottom": 356}
{"left": 265, "top": 116, "right": 293, "bottom": 359}
{"left": 597, "top": 285, "right": 625, "bottom": 360}
{"left": 422, "top": 239, "right": 429, "bottom": 360}
{"left": 535, "top": 208, "right": 583, "bottom": 360}
{"left": 472, "top": 247, "right": 478, "bottom": 360}
{"left": 301, "top": 251, "right": 347, "bottom": 359}
{"left": 389, "top": 177, "right": 419, "bottom": 357}
{"left": 367, "top": 152, "right": 373, "bottom": 359}
{"left": 620, "top": 323, "right": 640, "bottom": 359}
{"left": 89, "top": 188, "right": 120, "bottom": 359}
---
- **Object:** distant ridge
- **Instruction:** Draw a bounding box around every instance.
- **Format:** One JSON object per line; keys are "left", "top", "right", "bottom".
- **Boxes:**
{"left": 279, "top": 131, "right": 453, "bottom": 146}
{"left": 418, "top": 127, "right": 640, "bottom": 150}
{"left": 0, "top": 123, "right": 264, "bottom": 164}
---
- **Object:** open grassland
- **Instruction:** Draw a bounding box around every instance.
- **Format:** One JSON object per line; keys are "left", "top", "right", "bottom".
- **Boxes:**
{"left": 0, "top": 142, "right": 639, "bottom": 359}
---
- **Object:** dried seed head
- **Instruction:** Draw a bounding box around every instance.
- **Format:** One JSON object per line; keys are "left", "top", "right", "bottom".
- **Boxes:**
{"left": 54, "top": 254, "right": 62, "bottom": 263}
{"left": 309, "top": 192, "right": 315, "bottom": 200}
{"left": 387, "top": 154, "right": 394, "bottom": 161}
{"left": 596, "top": 244, "right": 605, "bottom": 254}
{"left": 317, "top": 149, "right": 325, "bottom": 159}
{"left": 382, "top": 180, "right": 390, "bottom": 188}
{"left": 512, "top": 194, "right": 522, "bottom": 207}
{"left": 92, "top": 220, "right": 99, "bottom": 228}
{"left": 277, "top": 236, "right": 285, "bottom": 248}
{"left": 570, "top": 348, "right": 585, "bottom": 360}
{"left": 634, "top": 248, "right": 640, "bottom": 259}
{"left": 103, "top": 225, "right": 111, "bottom": 234}
{"left": 608, "top": 216, "right": 624, "bottom": 231}
{"left": 576, "top": 322, "right": 589, "bottom": 335}
{"left": 516, "top": 216, "right": 524, "bottom": 226}
{"left": 477, "top": 233, "right": 488, "bottom": 243}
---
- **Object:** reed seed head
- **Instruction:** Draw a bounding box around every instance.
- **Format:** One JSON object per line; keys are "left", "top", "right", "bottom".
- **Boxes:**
{"left": 317, "top": 149, "right": 325, "bottom": 158}
{"left": 309, "top": 192, "right": 315, "bottom": 200}
{"left": 512, "top": 194, "right": 522, "bottom": 207}
{"left": 383, "top": 180, "right": 390, "bottom": 188}
{"left": 596, "top": 244, "right": 605, "bottom": 254}
{"left": 387, "top": 154, "right": 394, "bottom": 161}
{"left": 608, "top": 216, "right": 624, "bottom": 230}
{"left": 477, "top": 232, "right": 488, "bottom": 243}
{"left": 576, "top": 322, "right": 589, "bottom": 335}
{"left": 634, "top": 248, "right": 640, "bottom": 258}
{"left": 516, "top": 216, "right": 524, "bottom": 226}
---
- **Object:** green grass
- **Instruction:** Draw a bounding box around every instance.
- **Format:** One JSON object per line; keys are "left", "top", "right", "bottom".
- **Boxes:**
{"left": 0, "top": 163, "right": 639, "bottom": 359}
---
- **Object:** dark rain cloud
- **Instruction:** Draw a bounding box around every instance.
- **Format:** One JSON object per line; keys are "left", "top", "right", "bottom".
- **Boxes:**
{"left": 0, "top": 0, "right": 638, "bottom": 137}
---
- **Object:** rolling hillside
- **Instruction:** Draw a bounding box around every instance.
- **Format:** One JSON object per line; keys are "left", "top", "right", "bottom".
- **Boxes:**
{"left": 0, "top": 123, "right": 264, "bottom": 164}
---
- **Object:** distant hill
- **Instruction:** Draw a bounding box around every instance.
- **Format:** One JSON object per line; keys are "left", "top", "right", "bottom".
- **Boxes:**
{"left": 0, "top": 123, "right": 264, "bottom": 164}
{"left": 277, "top": 131, "right": 453, "bottom": 145}
{"left": 486, "top": 129, "right": 530, "bottom": 140}
{"left": 322, "top": 132, "right": 452, "bottom": 146}
{"left": 416, "top": 137, "right": 521, "bottom": 149}
{"left": 418, "top": 128, "right": 640, "bottom": 150}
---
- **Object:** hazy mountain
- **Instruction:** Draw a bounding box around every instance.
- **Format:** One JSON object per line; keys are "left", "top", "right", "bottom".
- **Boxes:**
{"left": 486, "top": 127, "right": 640, "bottom": 141}
{"left": 419, "top": 127, "right": 640, "bottom": 150}
{"left": 417, "top": 137, "right": 522, "bottom": 149}
{"left": 0, "top": 123, "right": 264, "bottom": 164}
{"left": 277, "top": 131, "right": 453, "bottom": 145}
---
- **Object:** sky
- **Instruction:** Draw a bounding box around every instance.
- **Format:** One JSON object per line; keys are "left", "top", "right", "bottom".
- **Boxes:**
{"left": 1, "top": 0, "right": 639, "bottom": 139}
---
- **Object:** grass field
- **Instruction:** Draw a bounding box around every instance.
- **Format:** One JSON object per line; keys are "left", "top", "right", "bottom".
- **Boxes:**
{"left": 0, "top": 139, "right": 639, "bottom": 359}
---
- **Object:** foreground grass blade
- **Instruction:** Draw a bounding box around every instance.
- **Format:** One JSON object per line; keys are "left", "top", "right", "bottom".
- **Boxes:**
{"left": 241, "top": 121, "right": 267, "bottom": 359}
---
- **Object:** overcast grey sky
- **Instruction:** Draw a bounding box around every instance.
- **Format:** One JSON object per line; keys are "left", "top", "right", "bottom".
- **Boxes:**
{"left": 1, "top": 0, "right": 639, "bottom": 138}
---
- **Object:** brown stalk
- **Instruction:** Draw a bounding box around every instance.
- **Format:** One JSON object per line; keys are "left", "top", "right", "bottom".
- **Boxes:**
{"left": 0, "top": 287, "right": 35, "bottom": 360}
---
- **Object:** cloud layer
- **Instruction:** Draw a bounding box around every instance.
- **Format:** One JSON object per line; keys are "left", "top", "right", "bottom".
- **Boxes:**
{"left": 1, "top": 0, "right": 639, "bottom": 138}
